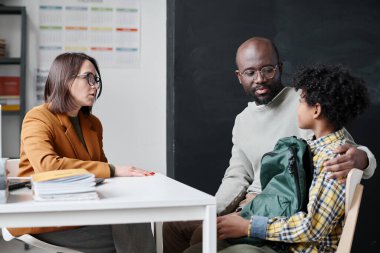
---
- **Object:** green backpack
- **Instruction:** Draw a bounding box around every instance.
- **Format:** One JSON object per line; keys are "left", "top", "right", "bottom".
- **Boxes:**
{"left": 228, "top": 136, "right": 314, "bottom": 247}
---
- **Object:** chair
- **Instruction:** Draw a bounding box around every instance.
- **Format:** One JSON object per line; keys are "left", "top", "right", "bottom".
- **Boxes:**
{"left": 1, "top": 158, "right": 81, "bottom": 253}
{"left": 4, "top": 158, "right": 19, "bottom": 177}
{"left": 336, "top": 168, "right": 364, "bottom": 253}
{"left": 2, "top": 227, "right": 81, "bottom": 253}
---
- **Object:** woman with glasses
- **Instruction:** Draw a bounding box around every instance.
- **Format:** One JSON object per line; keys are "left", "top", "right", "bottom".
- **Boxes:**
{"left": 7, "top": 52, "right": 156, "bottom": 253}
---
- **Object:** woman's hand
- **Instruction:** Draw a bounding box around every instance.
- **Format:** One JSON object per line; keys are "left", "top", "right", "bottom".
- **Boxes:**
{"left": 217, "top": 212, "right": 249, "bottom": 240}
{"left": 114, "top": 165, "right": 155, "bottom": 177}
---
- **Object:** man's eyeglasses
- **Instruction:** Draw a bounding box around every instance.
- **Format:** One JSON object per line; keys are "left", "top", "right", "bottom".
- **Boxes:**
{"left": 76, "top": 73, "right": 101, "bottom": 89}
{"left": 237, "top": 65, "right": 279, "bottom": 81}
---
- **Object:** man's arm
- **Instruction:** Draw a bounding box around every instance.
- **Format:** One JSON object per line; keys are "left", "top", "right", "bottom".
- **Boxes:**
{"left": 324, "top": 128, "right": 376, "bottom": 180}
{"left": 215, "top": 144, "right": 253, "bottom": 215}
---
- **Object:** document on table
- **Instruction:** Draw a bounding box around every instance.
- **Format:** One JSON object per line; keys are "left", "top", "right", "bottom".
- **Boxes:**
{"left": 31, "top": 169, "right": 99, "bottom": 201}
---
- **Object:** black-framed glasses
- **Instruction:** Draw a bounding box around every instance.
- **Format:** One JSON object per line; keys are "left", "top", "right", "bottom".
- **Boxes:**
{"left": 237, "top": 65, "right": 279, "bottom": 81}
{"left": 76, "top": 73, "right": 101, "bottom": 89}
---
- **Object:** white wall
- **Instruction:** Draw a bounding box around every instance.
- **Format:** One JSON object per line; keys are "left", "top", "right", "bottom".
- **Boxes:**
{"left": 0, "top": 0, "right": 167, "bottom": 174}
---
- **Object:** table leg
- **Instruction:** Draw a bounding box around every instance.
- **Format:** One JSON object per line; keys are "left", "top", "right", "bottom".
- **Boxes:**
{"left": 202, "top": 205, "right": 216, "bottom": 253}
{"left": 154, "top": 221, "right": 163, "bottom": 253}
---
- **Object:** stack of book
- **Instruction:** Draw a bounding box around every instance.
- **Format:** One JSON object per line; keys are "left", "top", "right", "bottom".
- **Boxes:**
{"left": 0, "top": 76, "right": 20, "bottom": 111}
{"left": 31, "top": 169, "right": 99, "bottom": 201}
{"left": 0, "top": 38, "right": 5, "bottom": 58}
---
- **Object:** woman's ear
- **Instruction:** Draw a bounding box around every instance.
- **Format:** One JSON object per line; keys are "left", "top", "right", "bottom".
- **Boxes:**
{"left": 313, "top": 103, "right": 322, "bottom": 119}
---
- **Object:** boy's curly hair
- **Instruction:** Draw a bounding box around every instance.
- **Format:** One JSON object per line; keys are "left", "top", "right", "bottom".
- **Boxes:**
{"left": 292, "top": 64, "right": 370, "bottom": 130}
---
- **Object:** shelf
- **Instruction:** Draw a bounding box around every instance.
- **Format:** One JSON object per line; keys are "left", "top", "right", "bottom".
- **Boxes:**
{"left": 2, "top": 110, "right": 20, "bottom": 116}
{"left": 0, "top": 5, "right": 26, "bottom": 124}
{"left": 0, "top": 58, "right": 21, "bottom": 65}
{"left": 0, "top": 6, "right": 24, "bottom": 15}
{"left": 0, "top": 5, "right": 26, "bottom": 158}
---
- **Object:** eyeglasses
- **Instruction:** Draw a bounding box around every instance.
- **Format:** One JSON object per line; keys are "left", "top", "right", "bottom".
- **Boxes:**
{"left": 238, "top": 65, "right": 279, "bottom": 81}
{"left": 76, "top": 73, "right": 101, "bottom": 89}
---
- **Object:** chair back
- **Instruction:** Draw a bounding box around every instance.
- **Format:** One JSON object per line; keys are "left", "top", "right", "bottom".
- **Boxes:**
{"left": 1, "top": 158, "right": 82, "bottom": 253}
{"left": 336, "top": 168, "right": 364, "bottom": 253}
{"left": 6, "top": 158, "right": 20, "bottom": 177}
{"left": 2, "top": 227, "right": 82, "bottom": 253}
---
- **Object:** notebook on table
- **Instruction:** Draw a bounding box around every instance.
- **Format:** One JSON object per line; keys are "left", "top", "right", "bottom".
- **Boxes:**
{"left": 31, "top": 169, "right": 99, "bottom": 201}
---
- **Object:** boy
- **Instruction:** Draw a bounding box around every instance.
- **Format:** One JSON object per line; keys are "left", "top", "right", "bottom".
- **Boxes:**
{"left": 184, "top": 64, "right": 370, "bottom": 253}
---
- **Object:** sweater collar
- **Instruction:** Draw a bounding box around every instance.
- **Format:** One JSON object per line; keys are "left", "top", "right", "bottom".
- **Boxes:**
{"left": 249, "top": 87, "right": 294, "bottom": 111}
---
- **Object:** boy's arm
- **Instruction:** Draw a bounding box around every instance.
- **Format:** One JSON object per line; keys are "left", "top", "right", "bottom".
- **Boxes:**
{"left": 250, "top": 169, "right": 345, "bottom": 243}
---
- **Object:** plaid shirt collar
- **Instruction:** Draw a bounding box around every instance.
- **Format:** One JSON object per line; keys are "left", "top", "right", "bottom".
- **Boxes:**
{"left": 307, "top": 129, "right": 345, "bottom": 153}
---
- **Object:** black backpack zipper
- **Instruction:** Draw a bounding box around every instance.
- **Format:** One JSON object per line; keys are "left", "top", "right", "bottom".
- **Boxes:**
{"left": 289, "top": 146, "right": 301, "bottom": 210}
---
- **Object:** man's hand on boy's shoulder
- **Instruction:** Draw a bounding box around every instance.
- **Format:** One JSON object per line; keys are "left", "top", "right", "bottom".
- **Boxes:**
{"left": 324, "top": 143, "right": 369, "bottom": 183}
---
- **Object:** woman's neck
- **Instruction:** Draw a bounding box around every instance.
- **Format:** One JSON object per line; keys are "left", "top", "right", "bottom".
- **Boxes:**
{"left": 67, "top": 108, "right": 80, "bottom": 117}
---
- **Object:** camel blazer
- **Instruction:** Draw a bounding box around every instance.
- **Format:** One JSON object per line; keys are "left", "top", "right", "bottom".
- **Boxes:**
{"left": 8, "top": 104, "right": 111, "bottom": 236}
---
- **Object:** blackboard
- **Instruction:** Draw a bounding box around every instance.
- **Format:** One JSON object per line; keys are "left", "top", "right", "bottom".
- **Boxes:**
{"left": 167, "top": 0, "right": 380, "bottom": 251}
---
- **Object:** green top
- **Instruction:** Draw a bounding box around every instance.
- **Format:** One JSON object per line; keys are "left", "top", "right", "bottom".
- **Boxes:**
{"left": 69, "top": 116, "right": 115, "bottom": 177}
{"left": 69, "top": 116, "right": 87, "bottom": 151}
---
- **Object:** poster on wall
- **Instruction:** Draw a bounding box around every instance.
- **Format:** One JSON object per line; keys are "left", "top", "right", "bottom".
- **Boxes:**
{"left": 36, "top": 0, "right": 141, "bottom": 103}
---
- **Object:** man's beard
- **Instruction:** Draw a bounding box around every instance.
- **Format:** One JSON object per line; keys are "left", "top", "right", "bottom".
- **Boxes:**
{"left": 249, "top": 83, "right": 284, "bottom": 105}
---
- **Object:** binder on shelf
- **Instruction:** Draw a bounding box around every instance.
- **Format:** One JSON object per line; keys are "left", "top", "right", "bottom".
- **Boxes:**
{"left": 1, "top": 104, "right": 20, "bottom": 111}
{"left": 0, "top": 95, "right": 20, "bottom": 105}
{"left": 0, "top": 76, "right": 20, "bottom": 96}
{"left": 0, "top": 77, "right": 20, "bottom": 111}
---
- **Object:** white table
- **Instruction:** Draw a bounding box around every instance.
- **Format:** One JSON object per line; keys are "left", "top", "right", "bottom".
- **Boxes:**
{"left": 0, "top": 174, "right": 216, "bottom": 253}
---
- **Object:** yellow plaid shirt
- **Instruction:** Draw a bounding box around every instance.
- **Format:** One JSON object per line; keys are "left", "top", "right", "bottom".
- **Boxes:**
{"left": 251, "top": 129, "right": 346, "bottom": 252}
